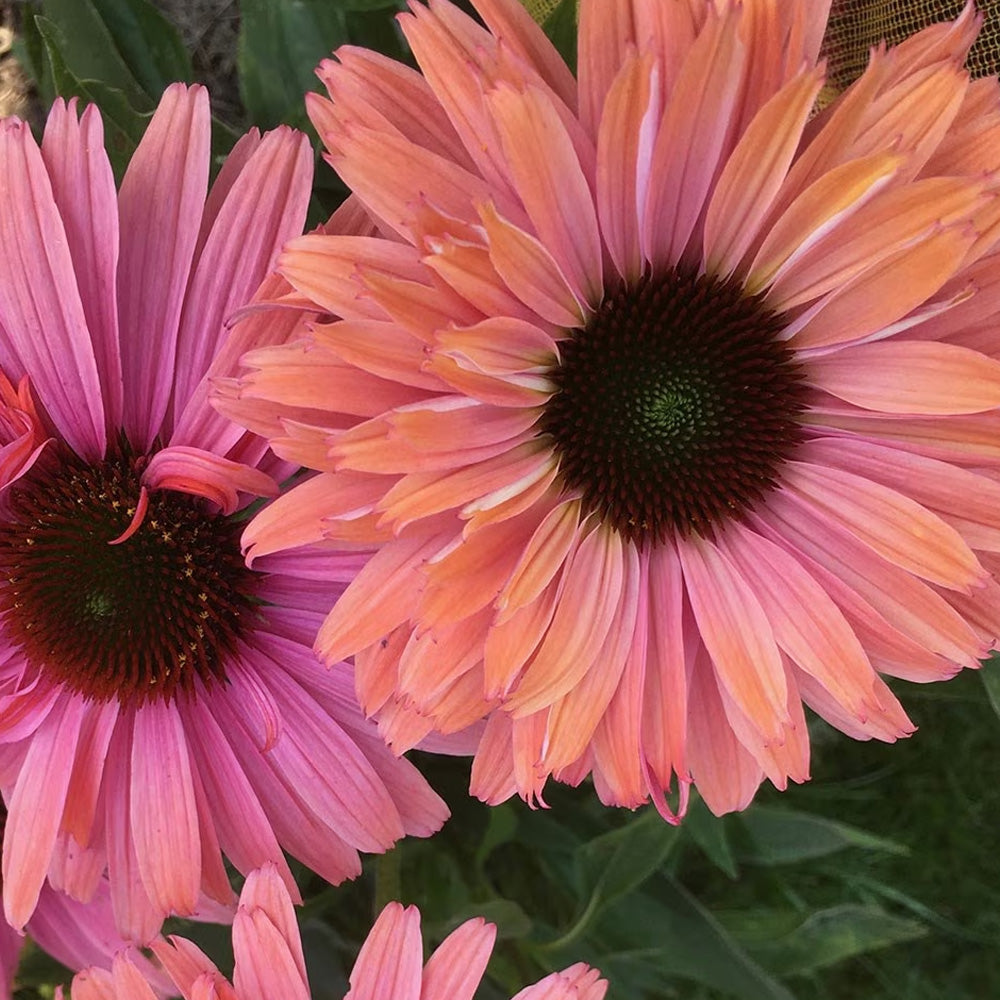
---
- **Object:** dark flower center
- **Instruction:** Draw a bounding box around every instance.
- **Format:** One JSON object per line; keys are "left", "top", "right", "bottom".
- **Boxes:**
{"left": 539, "top": 268, "right": 807, "bottom": 544}
{"left": 0, "top": 450, "right": 261, "bottom": 704}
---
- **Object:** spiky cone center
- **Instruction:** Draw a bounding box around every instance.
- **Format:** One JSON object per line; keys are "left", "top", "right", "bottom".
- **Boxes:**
{"left": 540, "top": 268, "right": 808, "bottom": 544}
{"left": 0, "top": 450, "right": 262, "bottom": 705}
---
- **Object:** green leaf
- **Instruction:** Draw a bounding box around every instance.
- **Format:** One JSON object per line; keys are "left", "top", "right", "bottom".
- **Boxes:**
{"left": 592, "top": 881, "right": 797, "bottom": 1000}
{"left": 33, "top": 16, "right": 152, "bottom": 178}
{"left": 744, "top": 904, "right": 926, "bottom": 976}
{"left": 684, "top": 794, "right": 739, "bottom": 878}
{"left": 981, "top": 652, "right": 1000, "bottom": 721}
{"left": 735, "top": 805, "right": 908, "bottom": 865}
{"left": 36, "top": 0, "right": 151, "bottom": 107}
{"left": 542, "top": 808, "right": 680, "bottom": 947}
{"left": 474, "top": 802, "right": 519, "bottom": 870}
{"left": 87, "top": 0, "right": 192, "bottom": 97}
{"left": 577, "top": 807, "right": 681, "bottom": 910}
{"left": 542, "top": 0, "right": 577, "bottom": 74}
{"left": 238, "top": 0, "right": 351, "bottom": 129}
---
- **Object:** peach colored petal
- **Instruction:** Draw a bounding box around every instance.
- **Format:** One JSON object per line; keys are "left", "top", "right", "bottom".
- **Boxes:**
{"left": 421, "top": 509, "right": 546, "bottom": 627}
{"left": 765, "top": 176, "right": 985, "bottom": 310}
{"left": 496, "top": 499, "right": 581, "bottom": 619}
{"left": 596, "top": 53, "right": 658, "bottom": 283}
{"left": 685, "top": 649, "right": 763, "bottom": 817}
{"left": 719, "top": 524, "right": 882, "bottom": 722}
{"left": 487, "top": 83, "right": 603, "bottom": 307}
{"left": 331, "top": 124, "right": 491, "bottom": 243}
{"left": 312, "top": 320, "right": 442, "bottom": 391}
{"left": 316, "top": 528, "right": 452, "bottom": 664}
{"left": 543, "top": 540, "right": 640, "bottom": 772}
{"left": 784, "top": 460, "right": 984, "bottom": 590}
{"left": 677, "top": 535, "right": 789, "bottom": 743}
{"left": 278, "top": 233, "right": 427, "bottom": 320}
{"left": 785, "top": 224, "right": 975, "bottom": 350}
{"left": 478, "top": 201, "right": 586, "bottom": 327}
{"left": 641, "top": 4, "right": 746, "bottom": 265}
{"left": 703, "top": 65, "right": 824, "bottom": 278}
{"left": 506, "top": 525, "right": 624, "bottom": 716}
{"left": 805, "top": 340, "right": 1000, "bottom": 414}
{"left": 747, "top": 151, "right": 902, "bottom": 293}
{"left": 435, "top": 317, "right": 558, "bottom": 374}
{"left": 757, "top": 490, "right": 986, "bottom": 669}
{"left": 377, "top": 442, "right": 550, "bottom": 531}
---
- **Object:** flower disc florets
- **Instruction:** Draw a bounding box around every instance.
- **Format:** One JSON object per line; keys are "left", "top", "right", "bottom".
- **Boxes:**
{"left": 0, "top": 448, "right": 261, "bottom": 704}
{"left": 540, "top": 268, "right": 808, "bottom": 543}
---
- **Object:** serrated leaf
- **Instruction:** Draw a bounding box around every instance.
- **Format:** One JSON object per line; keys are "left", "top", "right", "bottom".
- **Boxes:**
{"left": 744, "top": 904, "right": 926, "bottom": 976}
{"left": 238, "top": 0, "right": 351, "bottom": 129}
{"left": 735, "top": 805, "right": 908, "bottom": 865}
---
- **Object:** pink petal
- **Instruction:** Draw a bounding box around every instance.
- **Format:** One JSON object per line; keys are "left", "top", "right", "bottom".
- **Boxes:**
{"left": 117, "top": 83, "right": 210, "bottom": 449}
{"left": 0, "top": 117, "right": 106, "bottom": 458}
{"left": 641, "top": 5, "right": 746, "bottom": 265}
{"left": 642, "top": 544, "right": 690, "bottom": 791}
{"left": 41, "top": 101, "right": 124, "bottom": 430}
{"left": 346, "top": 903, "right": 423, "bottom": 1000}
{"left": 170, "top": 126, "right": 312, "bottom": 448}
{"left": 421, "top": 916, "right": 496, "bottom": 1000}
{"left": 129, "top": 703, "right": 201, "bottom": 917}
{"left": 677, "top": 535, "right": 790, "bottom": 743}
{"left": 142, "top": 445, "right": 278, "bottom": 514}
{"left": 3, "top": 693, "right": 85, "bottom": 930}
{"left": 487, "top": 83, "right": 603, "bottom": 307}
{"left": 703, "top": 65, "right": 824, "bottom": 277}
{"left": 596, "top": 54, "right": 658, "bottom": 283}
{"left": 805, "top": 340, "right": 1000, "bottom": 414}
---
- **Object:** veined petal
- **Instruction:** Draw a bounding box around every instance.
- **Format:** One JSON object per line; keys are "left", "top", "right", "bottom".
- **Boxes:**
{"left": 487, "top": 83, "right": 603, "bottom": 307}
{"left": 0, "top": 117, "right": 106, "bottom": 459}
{"left": 677, "top": 535, "right": 789, "bottom": 742}
{"left": 806, "top": 340, "right": 1000, "bottom": 414}
{"left": 117, "top": 84, "right": 210, "bottom": 449}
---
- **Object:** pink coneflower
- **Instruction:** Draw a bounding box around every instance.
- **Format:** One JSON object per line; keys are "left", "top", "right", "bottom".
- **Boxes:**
{"left": 59, "top": 864, "right": 608, "bottom": 1000}
{"left": 230, "top": 0, "right": 1000, "bottom": 818}
{"left": 0, "top": 84, "right": 448, "bottom": 940}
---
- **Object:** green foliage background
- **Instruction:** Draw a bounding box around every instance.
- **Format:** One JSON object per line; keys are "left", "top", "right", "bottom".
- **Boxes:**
{"left": 7, "top": 1, "right": 1000, "bottom": 996}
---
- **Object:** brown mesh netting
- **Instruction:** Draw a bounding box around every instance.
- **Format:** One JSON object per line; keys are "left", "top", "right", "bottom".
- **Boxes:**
{"left": 520, "top": 1, "right": 1000, "bottom": 88}
{"left": 823, "top": 0, "right": 1000, "bottom": 87}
